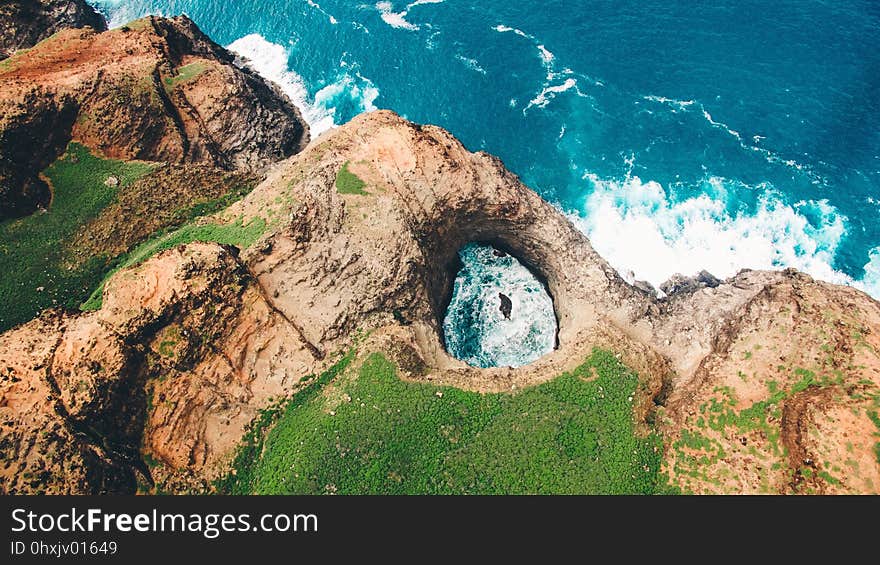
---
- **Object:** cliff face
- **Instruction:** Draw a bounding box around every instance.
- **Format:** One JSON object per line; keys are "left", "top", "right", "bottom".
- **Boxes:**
{"left": 1, "top": 111, "right": 878, "bottom": 494}
{"left": 0, "top": 15, "right": 309, "bottom": 219}
{"left": 0, "top": 0, "right": 107, "bottom": 59}
{"left": 0, "top": 7, "right": 877, "bottom": 496}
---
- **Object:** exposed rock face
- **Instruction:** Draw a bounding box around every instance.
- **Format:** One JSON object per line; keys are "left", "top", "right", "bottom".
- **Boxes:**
{"left": 659, "top": 270, "right": 722, "bottom": 296}
{"left": 0, "top": 0, "right": 107, "bottom": 59}
{"left": 0, "top": 15, "right": 309, "bottom": 219}
{"left": 1, "top": 111, "right": 878, "bottom": 494}
{"left": 646, "top": 268, "right": 880, "bottom": 493}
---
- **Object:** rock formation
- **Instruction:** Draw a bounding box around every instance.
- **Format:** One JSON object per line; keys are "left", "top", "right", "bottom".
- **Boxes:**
{"left": 499, "top": 293, "right": 512, "bottom": 319}
{"left": 0, "top": 15, "right": 309, "bottom": 219}
{"left": 0, "top": 9, "right": 877, "bottom": 495}
{"left": 1, "top": 110, "right": 877, "bottom": 494}
{"left": 0, "top": 0, "right": 106, "bottom": 59}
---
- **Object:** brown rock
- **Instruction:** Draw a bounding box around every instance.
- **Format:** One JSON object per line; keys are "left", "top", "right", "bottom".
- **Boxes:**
{"left": 1, "top": 111, "right": 878, "bottom": 495}
{"left": 0, "top": 0, "right": 107, "bottom": 60}
{"left": 0, "top": 15, "right": 308, "bottom": 219}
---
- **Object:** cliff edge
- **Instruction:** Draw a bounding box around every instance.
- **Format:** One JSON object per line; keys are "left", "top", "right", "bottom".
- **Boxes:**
{"left": 0, "top": 0, "right": 107, "bottom": 59}
{"left": 0, "top": 14, "right": 309, "bottom": 219}
{"left": 1, "top": 111, "right": 878, "bottom": 494}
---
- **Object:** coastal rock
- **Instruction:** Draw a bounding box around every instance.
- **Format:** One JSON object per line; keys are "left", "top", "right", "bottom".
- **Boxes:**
{"left": 659, "top": 269, "right": 723, "bottom": 296}
{"left": 499, "top": 292, "right": 512, "bottom": 319}
{"left": 0, "top": 0, "right": 107, "bottom": 59}
{"left": 0, "top": 15, "right": 309, "bottom": 219}
{"left": 0, "top": 111, "right": 878, "bottom": 494}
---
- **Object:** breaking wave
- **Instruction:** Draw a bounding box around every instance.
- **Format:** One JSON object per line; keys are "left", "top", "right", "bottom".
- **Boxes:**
{"left": 566, "top": 173, "right": 880, "bottom": 299}
{"left": 227, "top": 34, "right": 378, "bottom": 137}
{"left": 443, "top": 243, "right": 557, "bottom": 368}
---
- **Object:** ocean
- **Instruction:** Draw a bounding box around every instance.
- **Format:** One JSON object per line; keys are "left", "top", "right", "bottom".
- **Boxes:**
{"left": 90, "top": 0, "right": 880, "bottom": 364}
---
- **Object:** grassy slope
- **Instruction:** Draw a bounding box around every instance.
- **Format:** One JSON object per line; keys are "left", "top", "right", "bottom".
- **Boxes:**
{"left": 335, "top": 161, "right": 368, "bottom": 195}
{"left": 81, "top": 215, "right": 266, "bottom": 311}
{"left": 0, "top": 143, "right": 266, "bottom": 329}
{"left": 163, "top": 62, "right": 209, "bottom": 90}
{"left": 0, "top": 143, "right": 154, "bottom": 331}
{"left": 220, "top": 349, "right": 672, "bottom": 495}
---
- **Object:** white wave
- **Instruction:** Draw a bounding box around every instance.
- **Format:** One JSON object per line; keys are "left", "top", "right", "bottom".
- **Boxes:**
{"left": 91, "top": 0, "right": 142, "bottom": 28}
{"left": 314, "top": 72, "right": 379, "bottom": 114}
{"left": 493, "top": 22, "right": 593, "bottom": 110}
{"left": 862, "top": 248, "right": 880, "bottom": 299}
{"left": 456, "top": 54, "right": 486, "bottom": 75}
{"left": 492, "top": 24, "right": 531, "bottom": 38}
{"left": 407, "top": 0, "right": 445, "bottom": 7}
{"left": 642, "top": 95, "right": 822, "bottom": 182}
{"left": 443, "top": 243, "right": 556, "bottom": 368}
{"left": 227, "top": 34, "right": 378, "bottom": 137}
{"left": 525, "top": 77, "right": 584, "bottom": 111}
{"left": 375, "top": 1, "right": 419, "bottom": 30}
{"left": 537, "top": 44, "right": 555, "bottom": 66}
{"left": 641, "top": 95, "right": 695, "bottom": 112}
{"left": 565, "top": 173, "right": 879, "bottom": 299}
{"left": 305, "top": 0, "right": 339, "bottom": 24}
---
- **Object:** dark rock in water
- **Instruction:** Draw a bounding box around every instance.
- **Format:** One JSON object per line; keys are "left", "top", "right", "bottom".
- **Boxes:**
{"left": 696, "top": 270, "right": 722, "bottom": 288}
{"left": 499, "top": 292, "right": 512, "bottom": 319}
{"left": 660, "top": 270, "right": 722, "bottom": 296}
{"left": 492, "top": 249, "right": 507, "bottom": 258}
{"left": 632, "top": 279, "right": 656, "bottom": 295}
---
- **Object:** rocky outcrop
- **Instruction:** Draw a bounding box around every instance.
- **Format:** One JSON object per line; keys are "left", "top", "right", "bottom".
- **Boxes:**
{"left": 0, "top": 15, "right": 309, "bottom": 219}
{"left": 659, "top": 270, "right": 722, "bottom": 297}
{"left": 646, "top": 268, "right": 880, "bottom": 493}
{"left": 1, "top": 111, "right": 878, "bottom": 494}
{"left": 0, "top": 0, "right": 106, "bottom": 59}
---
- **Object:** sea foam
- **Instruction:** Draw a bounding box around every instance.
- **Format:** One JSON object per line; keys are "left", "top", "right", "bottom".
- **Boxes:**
{"left": 375, "top": 1, "right": 444, "bottom": 31}
{"left": 443, "top": 243, "right": 557, "bottom": 368}
{"left": 227, "top": 34, "right": 378, "bottom": 137}
{"left": 305, "top": 0, "right": 339, "bottom": 25}
{"left": 566, "top": 173, "right": 880, "bottom": 299}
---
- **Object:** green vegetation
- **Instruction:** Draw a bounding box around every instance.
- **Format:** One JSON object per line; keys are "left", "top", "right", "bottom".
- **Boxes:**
{"left": 81, "top": 215, "right": 267, "bottom": 311}
{"left": 216, "top": 350, "right": 357, "bottom": 495}
{"left": 163, "top": 62, "right": 209, "bottom": 89}
{"left": 120, "top": 17, "right": 154, "bottom": 32}
{"left": 219, "top": 349, "right": 672, "bottom": 495}
{"left": 0, "top": 142, "right": 262, "bottom": 327}
{"left": 0, "top": 143, "right": 154, "bottom": 332}
{"left": 169, "top": 182, "right": 255, "bottom": 224}
{"left": 869, "top": 406, "right": 880, "bottom": 464}
{"left": 672, "top": 367, "right": 854, "bottom": 491}
{"left": 335, "top": 161, "right": 368, "bottom": 195}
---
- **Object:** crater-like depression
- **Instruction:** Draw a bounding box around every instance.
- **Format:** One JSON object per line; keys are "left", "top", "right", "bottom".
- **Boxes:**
{"left": 442, "top": 242, "right": 558, "bottom": 368}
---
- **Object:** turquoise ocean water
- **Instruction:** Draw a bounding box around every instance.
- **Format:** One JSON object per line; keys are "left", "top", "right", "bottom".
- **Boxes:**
{"left": 91, "top": 1, "right": 880, "bottom": 364}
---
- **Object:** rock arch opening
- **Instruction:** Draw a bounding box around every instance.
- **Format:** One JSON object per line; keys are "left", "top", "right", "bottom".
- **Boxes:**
{"left": 440, "top": 241, "right": 559, "bottom": 368}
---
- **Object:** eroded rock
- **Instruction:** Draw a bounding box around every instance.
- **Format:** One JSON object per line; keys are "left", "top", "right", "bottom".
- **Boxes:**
{"left": 1, "top": 111, "right": 878, "bottom": 494}
{"left": 0, "top": 15, "right": 308, "bottom": 219}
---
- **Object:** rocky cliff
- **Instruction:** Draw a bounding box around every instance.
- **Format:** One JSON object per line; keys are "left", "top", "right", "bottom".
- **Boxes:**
{"left": 0, "top": 0, "right": 106, "bottom": 59}
{"left": 0, "top": 14, "right": 309, "bottom": 219}
{"left": 1, "top": 9, "right": 878, "bottom": 495}
{"left": 1, "top": 110, "right": 878, "bottom": 494}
